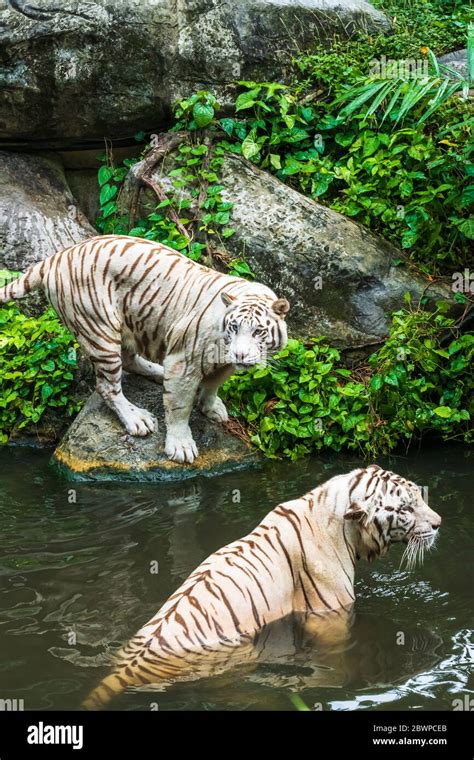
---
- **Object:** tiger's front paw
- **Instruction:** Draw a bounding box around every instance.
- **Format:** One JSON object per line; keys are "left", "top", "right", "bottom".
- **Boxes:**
{"left": 200, "top": 396, "right": 228, "bottom": 424}
{"left": 123, "top": 405, "right": 157, "bottom": 437}
{"left": 165, "top": 434, "right": 199, "bottom": 464}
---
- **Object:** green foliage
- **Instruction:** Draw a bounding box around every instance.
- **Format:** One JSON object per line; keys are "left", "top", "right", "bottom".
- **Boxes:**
{"left": 370, "top": 1, "right": 473, "bottom": 59}
{"left": 223, "top": 338, "right": 370, "bottom": 460}
{"left": 0, "top": 270, "right": 20, "bottom": 286}
{"left": 96, "top": 138, "right": 238, "bottom": 262}
{"left": 227, "top": 259, "right": 255, "bottom": 280}
{"left": 367, "top": 299, "right": 474, "bottom": 452}
{"left": 0, "top": 304, "right": 81, "bottom": 443}
{"left": 222, "top": 304, "right": 473, "bottom": 460}
{"left": 324, "top": 112, "right": 473, "bottom": 257}
{"left": 96, "top": 158, "right": 135, "bottom": 232}
{"left": 216, "top": 70, "right": 472, "bottom": 271}
{"left": 174, "top": 91, "right": 218, "bottom": 130}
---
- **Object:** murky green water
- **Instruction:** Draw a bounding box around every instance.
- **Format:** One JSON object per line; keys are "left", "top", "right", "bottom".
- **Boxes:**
{"left": 0, "top": 445, "right": 472, "bottom": 711}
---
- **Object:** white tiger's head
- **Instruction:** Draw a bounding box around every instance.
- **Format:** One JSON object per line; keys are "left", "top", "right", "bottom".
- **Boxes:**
{"left": 344, "top": 465, "right": 441, "bottom": 569}
{"left": 221, "top": 292, "right": 289, "bottom": 369}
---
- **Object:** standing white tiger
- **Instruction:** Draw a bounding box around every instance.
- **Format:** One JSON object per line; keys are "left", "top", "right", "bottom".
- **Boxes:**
{"left": 0, "top": 234, "right": 289, "bottom": 463}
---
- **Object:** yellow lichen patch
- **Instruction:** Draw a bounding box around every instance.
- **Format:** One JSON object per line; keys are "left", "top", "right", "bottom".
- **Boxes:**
{"left": 53, "top": 445, "right": 251, "bottom": 475}
{"left": 53, "top": 448, "right": 134, "bottom": 473}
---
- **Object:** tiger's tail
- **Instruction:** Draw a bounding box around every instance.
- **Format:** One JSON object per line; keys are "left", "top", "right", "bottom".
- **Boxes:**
{"left": 0, "top": 262, "right": 44, "bottom": 304}
{"left": 81, "top": 667, "right": 138, "bottom": 711}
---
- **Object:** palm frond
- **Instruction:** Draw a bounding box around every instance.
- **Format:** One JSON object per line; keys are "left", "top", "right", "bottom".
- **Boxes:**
{"left": 334, "top": 79, "right": 390, "bottom": 118}
{"left": 335, "top": 47, "right": 470, "bottom": 127}
{"left": 394, "top": 77, "right": 438, "bottom": 125}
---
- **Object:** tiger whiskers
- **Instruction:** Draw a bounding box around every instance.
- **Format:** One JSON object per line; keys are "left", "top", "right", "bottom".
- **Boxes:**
{"left": 399, "top": 532, "right": 434, "bottom": 571}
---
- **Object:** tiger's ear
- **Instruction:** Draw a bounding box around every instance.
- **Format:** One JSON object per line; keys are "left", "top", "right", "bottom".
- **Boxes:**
{"left": 344, "top": 501, "right": 367, "bottom": 522}
{"left": 221, "top": 292, "right": 236, "bottom": 307}
{"left": 272, "top": 298, "right": 290, "bottom": 318}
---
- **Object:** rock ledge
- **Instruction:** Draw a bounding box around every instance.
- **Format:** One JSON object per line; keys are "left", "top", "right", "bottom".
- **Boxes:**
{"left": 53, "top": 375, "right": 259, "bottom": 481}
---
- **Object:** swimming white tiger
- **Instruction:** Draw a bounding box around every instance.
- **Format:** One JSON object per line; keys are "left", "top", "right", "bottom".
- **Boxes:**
{"left": 0, "top": 234, "right": 289, "bottom": 463}
{"left": 81, "top": 464, "right": 441, "bottom": 709}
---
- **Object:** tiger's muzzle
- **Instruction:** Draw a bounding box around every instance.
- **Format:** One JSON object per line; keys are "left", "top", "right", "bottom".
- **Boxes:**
{"left": 404, "top": 502, "right": 441, "bottom": 546}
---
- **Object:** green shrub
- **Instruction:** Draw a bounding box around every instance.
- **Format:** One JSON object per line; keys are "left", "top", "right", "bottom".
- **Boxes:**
{"left": 223, "top": 338, "right": 370, "bottom": 460}
{"left": 0, "top": 304, "right": 81, "bottom": 442}
{"left": 367, "top": 297, "right": 474, "bottom": 452}
{"left": 370, "top": 0, "right": 472, "bottom": 59}
{"left": 222, "top": 303, "right": 473, "bottom": 460}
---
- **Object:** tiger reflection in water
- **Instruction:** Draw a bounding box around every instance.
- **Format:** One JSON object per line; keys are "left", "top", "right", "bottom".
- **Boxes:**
{"left": 82, "top": 465, "right": 441, "bottom": 708}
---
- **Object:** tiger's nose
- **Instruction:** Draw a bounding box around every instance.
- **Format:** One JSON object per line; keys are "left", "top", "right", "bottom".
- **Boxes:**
{"left": 234, "top": 350, "right": 259, "bottom": 364}
{"left": 431, "top": 516, "right": 442, "bottom": 529}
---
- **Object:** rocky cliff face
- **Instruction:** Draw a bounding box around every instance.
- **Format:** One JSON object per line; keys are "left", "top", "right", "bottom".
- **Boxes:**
{"left": 0, "top": 0, "right": 391, "bottom": 148}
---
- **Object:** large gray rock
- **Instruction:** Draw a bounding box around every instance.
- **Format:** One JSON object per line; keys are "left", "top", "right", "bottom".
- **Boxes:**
{"left": 53, "top": 375, "right": 259, "bottom": 481}
{"left": 0, "top": 0, "right": 391, "bottom": 148}
{"left": 438, "top": 49, "right": 468, "bottom": 81}
{"left": 0, "top": 150, "right": 95, "bottom": 270}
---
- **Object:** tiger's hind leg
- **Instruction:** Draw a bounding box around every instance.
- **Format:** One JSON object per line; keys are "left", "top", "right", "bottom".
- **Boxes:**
{"left": 92, "top": 353, "right": 157, "bottom": 437}
{"left": 122, "top": 351, "right": 164, "bottom": 384}
{"left": 52, "top": 295, "right": 157, "bottom": 437}
{"left": 198, "top": 387, "right": 228, "bottom": 423}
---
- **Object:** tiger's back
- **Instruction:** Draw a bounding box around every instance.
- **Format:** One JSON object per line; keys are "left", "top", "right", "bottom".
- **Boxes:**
{"left": 81, "top": 507, "right": 302, "bottom": 709}
{"left": 37, "top": 235, "right": 272, "bottom": 362}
